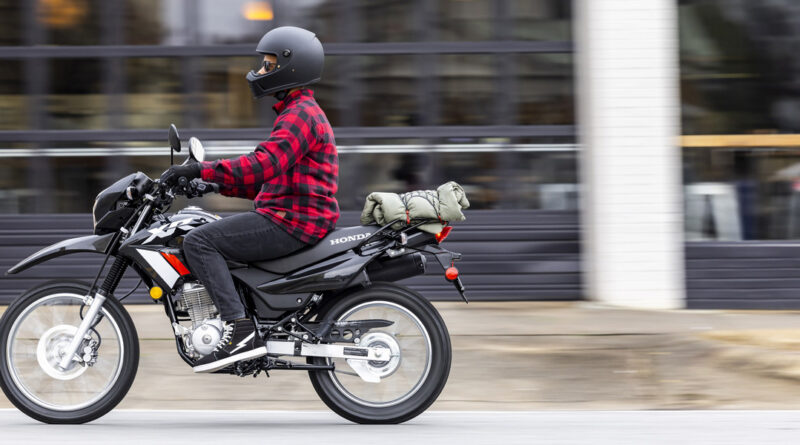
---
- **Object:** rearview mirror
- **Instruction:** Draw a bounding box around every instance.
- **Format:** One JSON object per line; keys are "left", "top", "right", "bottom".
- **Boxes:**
{"left": 168, "top": 124, "right": 181, "bottom": 153}
{"left": 189, "top": 137, "right": 205, "bottom": 162}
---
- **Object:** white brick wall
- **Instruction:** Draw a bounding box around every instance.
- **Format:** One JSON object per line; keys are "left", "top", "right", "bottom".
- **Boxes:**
{"left": 575, "top": 0, "right": 685, "bottom": 309}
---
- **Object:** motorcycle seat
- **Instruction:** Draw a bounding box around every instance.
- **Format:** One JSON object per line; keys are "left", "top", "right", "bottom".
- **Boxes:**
{"left": 251, "top": 225, "right": 380, "bottom": 274}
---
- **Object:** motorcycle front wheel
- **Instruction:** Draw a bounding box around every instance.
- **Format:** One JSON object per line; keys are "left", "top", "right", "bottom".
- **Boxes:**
{"left": 0, "top": 280, "right": 139, "bottom": 424}
{"left": 308, "top": 283, "right": 452, "bottom": 424}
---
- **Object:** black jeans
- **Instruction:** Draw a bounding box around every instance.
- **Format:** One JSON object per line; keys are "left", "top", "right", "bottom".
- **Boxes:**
{"left": 182, "top": 211, "right": 307, "bottom": 321}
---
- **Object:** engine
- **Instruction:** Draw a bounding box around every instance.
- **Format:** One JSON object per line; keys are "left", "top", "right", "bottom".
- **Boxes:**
{"left": 174, "top": 282, "right": 223, "bottom": 358}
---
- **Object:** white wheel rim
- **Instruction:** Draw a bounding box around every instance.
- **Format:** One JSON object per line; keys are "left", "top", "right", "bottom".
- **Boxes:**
{"left": 327, "top": 300, "right": 432, "bottom": 408}
{"left": 5, "top": 292, "right": 126, "bottom": 411}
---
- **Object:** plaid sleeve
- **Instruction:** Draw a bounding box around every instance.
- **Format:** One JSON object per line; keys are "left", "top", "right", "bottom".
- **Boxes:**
{"left": 199, "top": 109, "right": 313, "bottom": 195}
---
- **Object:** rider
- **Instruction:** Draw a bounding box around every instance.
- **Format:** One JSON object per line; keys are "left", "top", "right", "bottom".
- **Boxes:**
{"left": 159, "top": 26, "right": 339, "bottom": 372}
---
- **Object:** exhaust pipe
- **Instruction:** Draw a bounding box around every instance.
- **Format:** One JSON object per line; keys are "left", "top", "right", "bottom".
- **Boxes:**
{"left": 366, "top": 252, "right": 427, "bottom": 283}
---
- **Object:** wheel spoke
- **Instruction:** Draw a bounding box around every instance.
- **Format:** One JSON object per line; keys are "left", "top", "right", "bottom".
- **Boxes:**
{"left": 5, "top": 292, "right": 126, "bottom": 412}
{"left": 325, "top": 300, "right": 433, "bottom": 407}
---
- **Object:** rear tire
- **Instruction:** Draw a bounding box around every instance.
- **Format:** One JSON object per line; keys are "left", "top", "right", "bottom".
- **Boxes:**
{"left": 0, "top": 281, "right": 139, "bottom": 424}
{"left": 308, "top": 283, "right": 451, "bottom": 424}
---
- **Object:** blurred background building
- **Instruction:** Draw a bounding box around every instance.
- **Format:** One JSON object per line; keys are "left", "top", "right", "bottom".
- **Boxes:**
{"left": 1, "top": 0, "right": 800, "bottom": 309}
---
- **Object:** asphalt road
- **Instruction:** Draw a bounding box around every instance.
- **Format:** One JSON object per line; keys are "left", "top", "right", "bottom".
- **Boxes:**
{"left": 2, "top": 410, "right": 800, "bottom": 444}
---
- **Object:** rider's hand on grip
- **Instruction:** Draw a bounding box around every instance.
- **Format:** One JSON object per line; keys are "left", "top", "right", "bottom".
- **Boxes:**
{"left": 159, "top": 163, "right": 201, "bottom": 187}
{"left": 190, "top": 179, "right": 219, "bottom": 197}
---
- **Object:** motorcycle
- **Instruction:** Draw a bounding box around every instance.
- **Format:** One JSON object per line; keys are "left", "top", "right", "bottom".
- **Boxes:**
{"left": 0, "top": 125, "right": 468, "bottom": 424}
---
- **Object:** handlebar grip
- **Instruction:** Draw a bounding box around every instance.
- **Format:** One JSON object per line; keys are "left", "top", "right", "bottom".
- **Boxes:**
{"left": 193, "top": 180, "right": 219, "bottom": 195}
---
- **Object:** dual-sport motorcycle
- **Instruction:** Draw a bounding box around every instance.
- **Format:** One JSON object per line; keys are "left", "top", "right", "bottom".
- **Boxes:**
{"left": 0, "top": 125, "right": 468, "bottom": 424}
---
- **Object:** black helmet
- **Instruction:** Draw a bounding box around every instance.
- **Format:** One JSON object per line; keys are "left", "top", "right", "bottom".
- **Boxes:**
{"left": 246, "top": 26, "right": 324, "bottom": 99}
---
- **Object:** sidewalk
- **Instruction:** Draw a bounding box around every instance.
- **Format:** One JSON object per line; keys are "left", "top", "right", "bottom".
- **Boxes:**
{"left": 4, "top": 302, "right": 800, "bottom": 410}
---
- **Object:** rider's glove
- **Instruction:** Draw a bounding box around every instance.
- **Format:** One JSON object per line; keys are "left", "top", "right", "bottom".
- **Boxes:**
{"left": 160, "top": 163, "right": 201, "bottom": 186}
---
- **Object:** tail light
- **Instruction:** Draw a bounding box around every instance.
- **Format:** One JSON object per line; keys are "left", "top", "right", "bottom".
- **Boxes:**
{"left": 161, "top": 252, "right": 190, "bottom": 275}
{"left": 435, "top": 226, "right": 453, "bottom": 243}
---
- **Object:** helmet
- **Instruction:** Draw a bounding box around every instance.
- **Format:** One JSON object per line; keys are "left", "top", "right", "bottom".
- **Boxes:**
{"left": 246, "top": 26, "right": 324, "bottom": 99}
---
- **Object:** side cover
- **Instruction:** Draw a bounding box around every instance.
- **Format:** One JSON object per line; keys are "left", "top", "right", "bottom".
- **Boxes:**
{"left": 6, "top": 233, "right": 115, "bottom": 275}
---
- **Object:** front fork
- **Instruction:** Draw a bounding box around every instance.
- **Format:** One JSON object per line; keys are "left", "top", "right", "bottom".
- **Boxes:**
{"left": 57, "top": 256, "right": 130, "bottom": 370}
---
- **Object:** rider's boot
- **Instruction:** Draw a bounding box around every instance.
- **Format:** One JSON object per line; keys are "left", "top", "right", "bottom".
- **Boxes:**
{"left": 192, "top": 318, "right": 266, "bottom": 373}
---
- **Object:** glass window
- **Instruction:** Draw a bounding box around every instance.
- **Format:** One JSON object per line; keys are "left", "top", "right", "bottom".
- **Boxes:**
{"left": 679, "top": 1, "right": 800, "bottom": 134}
{"left": 125, "top": 58, "right": 184, "bottom": 129}
{"left": 201, "top": 56, "right": 275, "bottom": 129}
{"left": 338, "top": 149, "right": 432, "bottom": 211}
{"left": 510, "top": 0, "right": 572, "bottom": 41}
{"left": 0, "top": 0, "right": 23, "bottom": 45}
{"left": 277, "top": 0, "right": 341, "bottom": 43}
{"left": 40, "top": 0, "right": 103, "bottom": 45}
{"left": 511, "top": 151, "right": 579, "bottom": 210}
{"left": 359, "top": 0, "right": 416, "bottom": 42}
{"left": 516, "top": 53, "right": 574, "bottom": 125}
{"left": 357, "top": 55, "right": 420, "bottom": 127}
{"left": 124, "top": 0, "right": 184, "bottom": 45}
{"left": 50, "top": 156, "right": 110, "bottom": 212}
{"left": 0, "top": 60, "right": 27, "bottom": 130}
{"left": 46, "top": 59, "right": 106, "bottom": 130}
{"left": 438, "top": 54, "right": 496, "bottom": 125}
{"left": 437, "top": 0, "right": 493, "bottom": 41}
{"left": 0, "top": 158, "right": 32, "bottom": 213}
{"left": 197, "top": 0, "right": 340, "bottom": 45}
{"left": 313, "top": 55, "right": 346, "bottom": 128}
{"left": 681, "top": 147, "right": 800, "bottom": 241}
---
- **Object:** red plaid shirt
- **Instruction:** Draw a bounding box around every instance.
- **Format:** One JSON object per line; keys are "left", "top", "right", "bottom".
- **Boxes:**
{"left": 199, "top": 88, "right": 339, "bottom": 243}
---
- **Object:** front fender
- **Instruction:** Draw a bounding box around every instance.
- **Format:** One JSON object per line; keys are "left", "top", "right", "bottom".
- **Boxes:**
{"left": 6, "top": 233, "right": 115, "bottom": 275}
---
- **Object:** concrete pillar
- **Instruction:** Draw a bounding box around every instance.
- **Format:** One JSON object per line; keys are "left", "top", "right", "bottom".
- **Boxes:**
{"left": 575, "top": 0, "right": 685, "bottom": 309}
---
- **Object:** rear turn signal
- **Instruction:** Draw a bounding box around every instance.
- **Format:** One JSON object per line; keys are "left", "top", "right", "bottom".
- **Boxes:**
{"left": 435, "top": 226, "right": 453, "bottom": 243}
{"left": 161, "top": 252, "right": 190, "bottom": 275}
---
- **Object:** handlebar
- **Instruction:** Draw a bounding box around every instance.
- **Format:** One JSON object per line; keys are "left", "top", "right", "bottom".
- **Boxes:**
{"left": 176, "top": 177, "right": 219, "bottom": 198}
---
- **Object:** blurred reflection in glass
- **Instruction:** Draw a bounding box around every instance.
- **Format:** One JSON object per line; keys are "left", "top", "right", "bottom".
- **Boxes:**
{"left": 435, "top": 152, "right": 500, "bottom": 209}
{"left": 125, "top": 58, "right": 183, "bottom": 129}
{"left": 439, "top": 55, "right": 495, "bottom": 125}
{"left": 39, "top": 0, "right": 102, "bottom": 45}
{"left": 360, "top": 0, "right": 416, "bottom": 42}
{"left": 201, "top": 57, "right": 267, "bottom": 129}
{"left": 511, "top": 0, "right": 572, "bottom": 41}
{"left": 437, "top": 0, "right": 493, "bottom": 41}
{"left": 46, "top": 59, "right": 106, "bottom": 130}
{"left": 338, "top": 150, "right": 431, "bottom": 211}
{"left": 358, "top": 55, "right": 419, "bottom": 126}
{"left": 124, "top": 0, "right": 184, "bottom": 45}
{"left": 0, "top": 0, "right": 22, "bottom": 45}
{"left": 49, "top": 157, "right": 108, "bottom": 212}
{"left": 679, "top": 1, "right": 800, "bottom": 134}
{"left": 682, "top": 148, "right": 800, "bottom": 240}
{"left": 197, "top": 0, "right": 271, "bottom": 45}
{"left": 0, "top": 60, "right": 26, "bottom": 130}
{"left": 196, "top": 0, "right": 339, "bottom": 45}
{"left": 276, "top": 0, "right": 340, "bottom": 43}
{"left": 517, "top": 53, "right": 574, "bottom": 125}
{"left": 513, "top": 151, "right": 578, "bottom": 209}
{"left": 313, "top": 55, "right": 346, "bottom": 128}
{"left": 0, "top": 158, "right": 31, "bottom": 213}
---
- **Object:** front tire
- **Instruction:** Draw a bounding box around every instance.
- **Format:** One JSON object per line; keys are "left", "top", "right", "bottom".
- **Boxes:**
{"left": 0, "top": 281, "right": 139, "bottom": 424}
{"left": 308, "top": 283, "right": 451, "bottom": 424}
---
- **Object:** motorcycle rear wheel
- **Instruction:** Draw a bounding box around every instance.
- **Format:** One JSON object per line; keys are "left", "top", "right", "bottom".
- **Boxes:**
{"left": 308, "top": 283, "right": 452, "bottom": 424}
{"left": 0, "top": 280, "right": 139, "bottom": 424}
